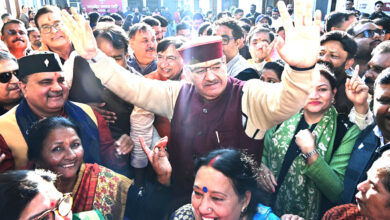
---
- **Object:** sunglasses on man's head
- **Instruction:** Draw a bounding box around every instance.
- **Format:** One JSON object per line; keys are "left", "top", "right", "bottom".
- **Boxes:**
{"left": 0, "top": 70, "right": 18, "bottom": 83}
{"left": 7, "top": 29, "right": 26, "bottom": 36}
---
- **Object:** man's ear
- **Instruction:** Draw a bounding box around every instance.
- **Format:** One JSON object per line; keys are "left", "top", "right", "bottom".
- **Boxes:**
{"left": 235, "top": 37, "right": 243, "bottom": 47}
{"left": 129, "top": 39, "right": 134, "bottom": 51}
{"left": 345, "top": 58, "right": 355, "bottom": 70}
{"left": 18, "top": 81, "right": 27, "bottom": 98}
{"left": 221, "top": 55, "right": 227, "bottom": 64}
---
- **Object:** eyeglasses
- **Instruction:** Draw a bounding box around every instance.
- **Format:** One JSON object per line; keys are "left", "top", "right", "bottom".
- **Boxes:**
{"left": 191, "top": 63, "right": 222, "bottom": 75}
{"left": 0, "top": 70, "right": 18, "bottom": 83}
{"left": 40, "top": 22, "right": 63, "bottom": 34}
{"left": 355, "top": 29, "right": 385, "bottom": 38}
{"left": 157, "top": 55, "right": 178, "bottom": 63}
{"left": 251, "top": 39, "right": 271, "bottom": 45}
{"left": 7, "top": 29, "right": 26, "bottom": 36}
{"left": 36, "top": 193, "right": 72, "bottom": 220}
{"left": 221, "top": 35, "right": 235, "bottom": 45}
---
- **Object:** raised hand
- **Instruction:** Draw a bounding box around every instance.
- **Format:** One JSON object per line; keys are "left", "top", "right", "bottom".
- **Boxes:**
{"left": 345, "top": 65, "right": 369, "bottom": 114}
{"left": 139, "top": 136, "right": 172, "bottom": 186}
{"left": 276, "top": 0, "right": 321, "bottom": 68}
{"left": 61, "top": 7, "right": 97, "bottom": 60}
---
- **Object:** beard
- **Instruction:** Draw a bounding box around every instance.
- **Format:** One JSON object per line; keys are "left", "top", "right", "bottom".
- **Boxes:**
{"left": 33, "top": 41, "right": 42, "bottom": 47}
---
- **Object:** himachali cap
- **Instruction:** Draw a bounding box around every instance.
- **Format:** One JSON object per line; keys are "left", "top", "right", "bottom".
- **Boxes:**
{"left": 178, "top": 36, "right": 223, "bottom": 65}
{"left": 18, "top": 52, "right": 63, "bottom": 78}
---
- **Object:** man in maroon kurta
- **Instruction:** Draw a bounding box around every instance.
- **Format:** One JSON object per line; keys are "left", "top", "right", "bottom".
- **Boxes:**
{"left": 62, "top": 0, "right": 322, "bottom": 207}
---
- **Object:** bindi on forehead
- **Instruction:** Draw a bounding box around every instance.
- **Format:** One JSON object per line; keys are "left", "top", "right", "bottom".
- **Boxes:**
{"left": 50, "top": 200, "right": 56, "bottom": 208}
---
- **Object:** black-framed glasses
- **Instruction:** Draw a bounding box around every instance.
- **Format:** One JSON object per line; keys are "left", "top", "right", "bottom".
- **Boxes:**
{"left": 40, "top": 22, "right": 63, "bottom": 34}
{"left": 355, "top": 29, "right": 385, "bottom": 38}
{"left": 0, "top": 70, "right": 18, "bottom": 83}
{"left": 221, "top": 35, "right": 235, "bottom": 45}
{"left": 7, "top": 29, "right": 26, "bottom": 36}
{"left": 36, "top": 193, "right": 72, "bottom": 220}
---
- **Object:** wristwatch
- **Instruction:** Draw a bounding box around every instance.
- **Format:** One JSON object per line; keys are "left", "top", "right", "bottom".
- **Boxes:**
{"left": 301, "top": 149, "right": 318, "bottom": 161}
{"left": 89, "top": 49, "right": 105, "bottom": 63}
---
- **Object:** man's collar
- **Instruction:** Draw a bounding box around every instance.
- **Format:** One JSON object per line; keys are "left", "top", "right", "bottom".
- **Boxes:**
{"left": 227, "top": 53, "right": 240, "bottom": 66}
{"left": 131, "top": 53, "right": 155, "bottom": 68}
{"left": 374, "top": 126, "right": 388, "bottom": 146}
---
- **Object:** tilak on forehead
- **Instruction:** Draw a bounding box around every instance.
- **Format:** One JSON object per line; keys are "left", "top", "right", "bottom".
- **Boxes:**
{"left": 17, "top": 52, "right": 63, "bottom": 77}
{"left": 178, "top": 36, "right": 223, "bottom": 65}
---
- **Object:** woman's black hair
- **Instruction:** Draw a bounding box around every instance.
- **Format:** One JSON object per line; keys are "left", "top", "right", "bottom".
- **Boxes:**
{"left": 26, "top": 117, "right": 81, "bottom": 161}
{"left": 194, "top": 148, "right": 261, "bottom": 217}
{"left": 263, "top": 60, "right": 285, "bottom": 81}
{"left": 122, "top": 14, "right": 134, "bottom": 32}
{"left": 317, "top": 63, "right": 337, "bottom": 90}
{"left": 198, "top": 22, "right": 211, "bottom": 36}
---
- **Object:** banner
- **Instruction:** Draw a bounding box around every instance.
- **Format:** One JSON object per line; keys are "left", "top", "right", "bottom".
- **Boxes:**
{"left": 81, "top": 0, "right": 122, "bottom": 14}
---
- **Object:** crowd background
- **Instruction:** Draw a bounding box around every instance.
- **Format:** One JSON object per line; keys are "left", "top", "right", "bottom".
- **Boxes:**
{"left": 0, "top": 0, "right": 390, "bottom": 220}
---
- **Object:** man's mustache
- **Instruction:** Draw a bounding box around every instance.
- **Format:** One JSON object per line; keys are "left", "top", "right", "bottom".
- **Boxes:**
{"left": 146, "top": 47, "right": 155, "bottom": 52}
{"left": 12, "top": 38, "right": 25, "bottom": 43}
{"left": 7, "top": 83, "right": 19, "bottom": 91}
{"left": 204, "top": 80, "right": 219, "bottom": 86}
{"left": 317, "top": 60, "right": 335, "bottom": 70}
{"left": 370, "top": 40, "right": 382, "bottom": 47}
{"left": 48, "top": 91, "right": 63, "bottom": 97}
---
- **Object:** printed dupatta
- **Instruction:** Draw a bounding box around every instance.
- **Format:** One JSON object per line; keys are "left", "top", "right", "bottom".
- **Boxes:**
{"left": 266, "top": 107, "right": 338, "bottom": 219}
{"left": 72, "top": 163, "right": 132, "bottom": 220}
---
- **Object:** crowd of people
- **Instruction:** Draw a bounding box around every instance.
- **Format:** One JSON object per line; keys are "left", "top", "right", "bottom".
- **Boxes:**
{"left": 0, "top": 0, "right": 390, "bottom": 219}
